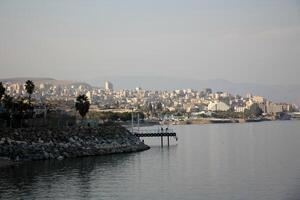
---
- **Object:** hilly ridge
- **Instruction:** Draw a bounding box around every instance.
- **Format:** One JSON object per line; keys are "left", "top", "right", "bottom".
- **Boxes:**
{"left": 90, "top": 76, "right": 300, "bottom": 105}
{"left": 1, "top": 76, "right": 299, "bottom": 105}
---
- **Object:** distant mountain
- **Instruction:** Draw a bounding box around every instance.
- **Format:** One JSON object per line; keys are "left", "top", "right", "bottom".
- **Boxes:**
{"left": 2, "top": 76, "right": 299, "bottom": 105}
{"left": 0, "top": 77, "right": 55, "bottom": 83}
{"left": 89, "top": 76, "right": 300, "bottom": 105}
{"left": 0, "top": 77, "right": 92, "bottom": 88}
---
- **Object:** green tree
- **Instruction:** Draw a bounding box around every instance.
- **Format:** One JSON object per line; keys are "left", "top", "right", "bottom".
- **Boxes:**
{"left": 156, "top": 102, "right": 163, "bottom": 111}
{"left": 75, "top": 94, "right": 90, "bottom": 119}
{"left": 15, "top": 97, "right": 29, "bottom": 114}
{"left": 2, "top": 94, "right": 14, "bottom": 127}
{"left": 2, "top": 94, "right": 14, "bottom": 112}
{"left": 25, "top": 80, "right": 35, "bottom": 104}
{"left": 244, "top": 103, "right": 263, "bottom": 118}
{"left": 0, "top": 82, "right": 5, "bottom": 100}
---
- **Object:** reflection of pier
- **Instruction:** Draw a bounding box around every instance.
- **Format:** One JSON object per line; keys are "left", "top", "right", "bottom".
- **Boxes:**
{"left": 133, "top": 129, "right": 177, "bottom": 147}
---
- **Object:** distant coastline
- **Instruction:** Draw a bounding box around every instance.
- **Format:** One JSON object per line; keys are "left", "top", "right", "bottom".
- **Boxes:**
{"left": 159, "top": 117, "right": 299, "bottom": 126}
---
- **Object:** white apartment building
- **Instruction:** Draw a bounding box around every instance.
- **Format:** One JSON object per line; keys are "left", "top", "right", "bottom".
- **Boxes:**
{"left": 105, "top": 81, "right": 113, "bottom": 91}
{"left": 208, "top": 101, "right": 230, "bottom": 111}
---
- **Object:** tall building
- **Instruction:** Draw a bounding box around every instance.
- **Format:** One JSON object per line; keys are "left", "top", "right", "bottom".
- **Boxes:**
{"left": 105, "top": 81, "right": 113, "bottom": 91}
{"left": 86, "top": 91, "right": 92, "bottom": 102}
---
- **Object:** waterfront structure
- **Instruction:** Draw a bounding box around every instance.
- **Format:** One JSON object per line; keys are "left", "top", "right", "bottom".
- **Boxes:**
{"left": 133, "top": 128, "right": 177, "bottom": 147}
{"left": 266, "top": 102, "right": 284, "bottom": 114}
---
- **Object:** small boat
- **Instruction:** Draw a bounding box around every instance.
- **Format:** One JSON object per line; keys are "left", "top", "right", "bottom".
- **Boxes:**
{"left": 210, "top": 118, "right": 234, "bottom": 123}
{"left": 245, "top": 118, "right": 263, "bottom": 122}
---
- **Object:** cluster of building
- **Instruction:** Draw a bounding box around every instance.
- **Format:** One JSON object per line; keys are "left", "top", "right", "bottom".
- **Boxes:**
{"left": 3, "top": 81, "right": 91, "bottom": 101}
{"left": 2, "top": 80, "right": 299, "bottom": 118}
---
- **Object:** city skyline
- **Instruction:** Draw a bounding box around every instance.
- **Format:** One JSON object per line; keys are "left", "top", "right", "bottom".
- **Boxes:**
{"left": 2, "top": 76, "right": 300, "bottom": 106}
{"left": 2, "top": 77, "right": 297, "bottom": 112}
{"left": 0, "top": 0, "right": 300, "bottom": 85}
{"left": 1, "top": 1, "right": 300, "bottom": 199}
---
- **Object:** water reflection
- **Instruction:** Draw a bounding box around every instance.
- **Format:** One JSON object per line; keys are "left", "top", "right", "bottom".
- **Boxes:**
{"left": 0, "top": 153, "right": 138, "bottom": 199}
{"left": 1, "top": 121, "right": 300, "bottom": 200}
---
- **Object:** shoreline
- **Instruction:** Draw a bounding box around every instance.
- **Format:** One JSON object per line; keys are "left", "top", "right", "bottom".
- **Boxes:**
{"left": 0, "top": 124, "right": 150, "bottom": 165}
{"left": 0, "top": 143, "right": 149, "bottom": 168}
{"left": 159, "top": 118, "right": 298, "bottom": 126}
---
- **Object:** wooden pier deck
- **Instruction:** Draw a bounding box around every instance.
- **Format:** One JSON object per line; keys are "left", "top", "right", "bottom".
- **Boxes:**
{"left": 133, "top": 129, "right": 177, "bottom": 147}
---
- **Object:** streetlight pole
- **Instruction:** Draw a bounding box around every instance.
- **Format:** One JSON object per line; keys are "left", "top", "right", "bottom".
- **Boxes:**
{"left": 137, "top": 112, "right": 140, "bottom": 134}
{"left": 131, "top": 109, "right": 134, "bottom": 134}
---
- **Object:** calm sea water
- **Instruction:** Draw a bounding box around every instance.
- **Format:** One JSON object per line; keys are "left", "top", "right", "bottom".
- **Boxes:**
{"left": 1, "top": 121, "right": 300, "bottom": 200}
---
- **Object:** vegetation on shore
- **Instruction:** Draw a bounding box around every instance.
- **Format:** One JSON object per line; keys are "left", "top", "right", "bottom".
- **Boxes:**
{"left": 209, "top": 106, "right": 263, "bottom": 119}
{"left": 87, "top": 111, "right": 145, "bottom": 122}
{"left": 0, "top": 81, "right": 36, "bottom": 128}
{"left": 75, "top": 94, "right": 90, "bottom": 119}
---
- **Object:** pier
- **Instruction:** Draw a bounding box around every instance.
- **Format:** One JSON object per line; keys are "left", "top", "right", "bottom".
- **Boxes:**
{"left": 130, "top": 112, "right": 178, "bottom": 147}
{"left": 133, "top": 128, "right": 177, "bottom": 147}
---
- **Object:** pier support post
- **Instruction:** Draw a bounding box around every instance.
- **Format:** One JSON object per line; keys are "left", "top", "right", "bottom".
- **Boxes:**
{"left": 167, "top": 136, "right": 170, "bottom": 147}
{"left": 161, "top": 135, "right": 163, "bottom": 147}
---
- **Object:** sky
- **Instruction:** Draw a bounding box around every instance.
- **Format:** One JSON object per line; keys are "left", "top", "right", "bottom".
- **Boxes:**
{"left": 0, "top": 0, "right": 300, "bottom": 85}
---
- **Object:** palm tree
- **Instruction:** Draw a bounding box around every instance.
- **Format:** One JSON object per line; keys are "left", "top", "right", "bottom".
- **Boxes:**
{"left": 0, "top": 82, "right": 5, "bottom": 100}
{"left": 25, "top": 80, "right": 35, "bottom": 104}
{"left": 2, "top": 94, "right": 14, "bottom": 127}
{"left": 75, "top": 94, "right": 90, "bottom": 119}
{"left": 15, "top": 97, "right": 28, "bottom": 114}
{"left": 2, "top": 94, "right": 14, "bottom": 112}
{"left": 14, "top": 98, "right": 29, "bottom": 128}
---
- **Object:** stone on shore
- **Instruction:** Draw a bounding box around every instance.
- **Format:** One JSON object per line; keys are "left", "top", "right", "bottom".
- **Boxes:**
{"left": 0, "top": 124, "right": 150, "bottom": 163}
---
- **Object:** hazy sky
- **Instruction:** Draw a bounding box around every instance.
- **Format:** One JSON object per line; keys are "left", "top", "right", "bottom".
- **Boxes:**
{"left": 0, "top": 0, "right": 299, "bottom": 85}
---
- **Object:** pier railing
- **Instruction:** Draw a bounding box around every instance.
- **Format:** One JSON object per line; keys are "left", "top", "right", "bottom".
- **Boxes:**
{"left": 132, "top": 128, "right": 177, "bottom": 146}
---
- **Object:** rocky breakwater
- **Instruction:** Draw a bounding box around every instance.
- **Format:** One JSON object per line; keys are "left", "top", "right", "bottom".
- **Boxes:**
{"left": 0, "top": 123, "right": 150, "bottom": 162}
